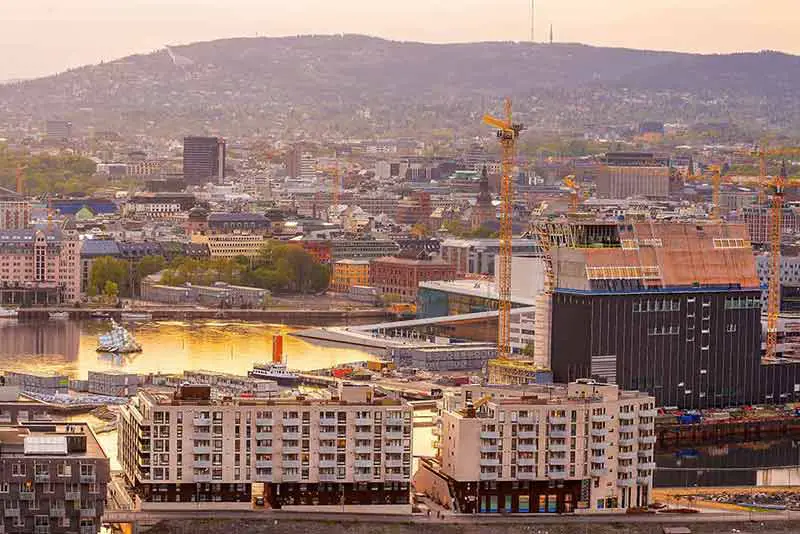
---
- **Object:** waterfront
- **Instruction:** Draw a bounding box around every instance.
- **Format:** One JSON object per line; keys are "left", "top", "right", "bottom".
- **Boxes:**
{"left": 0, "top": 319, "right": 380, "bottom": 378}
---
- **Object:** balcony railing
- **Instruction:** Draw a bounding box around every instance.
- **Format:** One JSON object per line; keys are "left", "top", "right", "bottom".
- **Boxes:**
{"left": 618, "top": 451, "right": 637, "bottom": 461}
{"left": 591, "top": 414, "right": 610, "bottom": 423}
{"left": 517, "top": 457, "right": 536, "bottom": 466}
{"left": 590, "top": 468, "right": 608, "bottom": 477}
{"left": 479, "top": 471, "right": 498, "bottom": 481}
{"left": 282, "top": 418, "right": 301, "bottom": 426}
{"left": 319, "top": 431, "right": 338, "bottom": 440}
{"left": 80, "top": 474, "right": 96, "bottom": 483}
{"left": 548, "top": 443, "right": 567, "bottom": 453}
{"left": 319, "top": 473, "right": 338, "bottom": 482}
{"left": 517, "top": 470, "right": 537, "bottom": 480}
{"left": 517, "top": 416, "right": 537, "bottom": 425}
{"left": 480, "top": 431, "right": 499, "bottom": 440}
{"left": 479, "top": 457, "right": 500, "bottom": 466}
{"left": 255, "top": 432, "right": 272, "bottom": 440}
{"left": 255, "top": 418, "right": 274, "bottom": 426}
{"left": 639, "top": 435, "right": 657, "bottom": 445}
{"left": 548, "top": 457, "right": 568, "bottom": 466}
{"left": 618, "top": 438, "right": 636, "bottom": 447}
{"left": 65, "top": 491, "right": 81, "bottom": 501}
{"left": 353, "top": 472, "right": 373, "bottom": 482}
{"left": 548, "top": 416, "right": 568, "bottom": 425}
{"left": 319, "top": 459, "right": 337, "bottom": 469}
{"left": 193, "top": 460, "right": 212, "bottom": 468}
{"left": 255, "top": 446, "right": 273, "bottom": 454}
{"left": 590, "top": 428, "right": 608, "bottom": 438}
{"left": 518, "top": 443, "right": 537, "bottom": 453}
{"left": 282, "top": 432, "right": 301, "bottom": 440}
{"left": 255, "top": 460, "right": 273, "bottom": 469}
{"left": 619, "top": 425, "right": 636, "bottom": 434}
{"left": 35, "top": 473, "right": 50, "bottom": 483}
{"left": 282, "top": 460, "right": 302, "bottom": 469}
{"left": 385, "top": 473, "right": 407, "bottom": 482}
{"left": 354, "top": 432, "right": 373, "bottom": 440}
{"left": 546, "top": 470, "right": 566, "bottom": 480}
{"left": 19, "top": 491, "right": 35, "bottom": 501}
{"left": 639, "top": 409, "right": 658, "bottom": 418}
{"left": 518, "top": 431, "right": 537, "bottom": 439}
{"left": 3, "top": 508, "right": 19, "bottom": 518}
{"left": 617, "top": 478, "right": 635, "bottom": 487}
{"left": 384, "top": 431, "right": 404, "bottom": 440}
{"left": 282, "top": 446, "right": 301, "bottom": 454}
{"left": 549, "top": 430, "right": 569, "bottom": 438}
{"left": 319, "top": 417, "right": 337, "bottom": 426}
{"left": 80, "top": 507, "right": 97, "bottom": 517}
{"left": 193, "top": 417, "right": 211, "bottom": 426}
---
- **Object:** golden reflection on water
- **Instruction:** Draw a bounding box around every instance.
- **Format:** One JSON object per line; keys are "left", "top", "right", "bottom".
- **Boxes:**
{"left": 0, "top": 320, "right": 379, "bottom": 378}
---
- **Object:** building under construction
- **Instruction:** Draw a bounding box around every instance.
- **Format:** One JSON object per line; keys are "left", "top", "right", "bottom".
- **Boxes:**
{"left": 545, "top": 220, "right": 800, "bottom": 409}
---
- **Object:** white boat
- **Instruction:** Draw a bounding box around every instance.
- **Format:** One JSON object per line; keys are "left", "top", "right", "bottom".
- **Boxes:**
{"left": 0, "top": 308, "right": 18, "bottom": 319}
{"left": 248, "top": 363, "right": 299, "bottom": 386}
{"left": 120, "top": 312, "right": 152, "bottom": 321}
{"left": 97, "top": 320, "right": 142, "bottom": 354}
{"left": 49, "top": 312, "right": 69, "bottom": 320}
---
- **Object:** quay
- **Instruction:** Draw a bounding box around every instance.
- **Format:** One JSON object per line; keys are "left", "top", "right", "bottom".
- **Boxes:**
{"left": 16, "top": 307, "right": 390, "bottom": 326}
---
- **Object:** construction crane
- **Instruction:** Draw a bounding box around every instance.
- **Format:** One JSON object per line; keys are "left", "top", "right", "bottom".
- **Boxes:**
{"left": 683, "top": 165, "right": 722, "bottom": 220}
{"left": 562, "top": 175, "right": 579, "bottom": 212}
{"left": 483, "top": 99, "right": 524, "bottom": 360}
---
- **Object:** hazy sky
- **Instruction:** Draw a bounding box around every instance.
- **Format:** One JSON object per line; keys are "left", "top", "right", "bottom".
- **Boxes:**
{"left": 2, "top": 0, "right": 798, "bottom": 79}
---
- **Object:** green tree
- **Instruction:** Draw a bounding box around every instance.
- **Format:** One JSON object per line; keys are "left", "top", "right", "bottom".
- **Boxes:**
{"left": 89, "top": 256, "right": 129, "bottom": 297}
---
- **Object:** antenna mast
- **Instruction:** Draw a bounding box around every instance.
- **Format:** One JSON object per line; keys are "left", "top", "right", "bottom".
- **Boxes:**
{"left": 530, "top": 0, "right": 535, "bottom": 42}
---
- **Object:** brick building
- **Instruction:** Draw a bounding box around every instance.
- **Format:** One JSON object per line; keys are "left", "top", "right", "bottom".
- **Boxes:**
{"left": 370, "top": 253, "right": 456, "bottom": 301}
{"left": 330, "top": 260, "right": 370, "bottom": 293}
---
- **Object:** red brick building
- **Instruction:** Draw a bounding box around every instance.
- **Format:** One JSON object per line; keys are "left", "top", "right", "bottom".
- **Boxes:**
{"left": 298, "top": 239, "right": 332, "bottom": 264}
{"left": 370, "top": 254, "right": 456, "bottom": 301}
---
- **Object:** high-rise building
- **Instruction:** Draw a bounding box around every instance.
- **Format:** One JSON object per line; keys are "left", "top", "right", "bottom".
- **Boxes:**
{"left": 414, "top": 381, "right": 656, "bottom": 513}
{"left": 543, "top": 220, "right": 794, "bottom": 409}
{"left": 0, "top": 422, "right": 109, "bottom": 534}
{"left": 182, "top": 136, "right": 226, "bottom": 185}
{"left": 45, "top": 120, "right": 72, "bottom": 142}
{"left": 596, "top": 152, "right": 670, "bottom": 199}
{"left": 118, "top": 383, "right": 413, "bottom": 511}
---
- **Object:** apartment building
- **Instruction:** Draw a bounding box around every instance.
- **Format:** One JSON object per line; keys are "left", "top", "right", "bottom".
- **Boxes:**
{"left": 0, "top": 187, "right": 31, "bottom": 230}
{"left": 118, "top": 383, "right": 413, "bottom": 511}
{"left": 370, "top": 254, "right": 456, "bottom": 302}
{"left": 415, "top": 381, "right": 656, "bottom": 514}
{"left": 330, "top": 260, "right": 370, "bottom": 292}
{"left": 0, "top": 422, "right": 109, "bottom": 534}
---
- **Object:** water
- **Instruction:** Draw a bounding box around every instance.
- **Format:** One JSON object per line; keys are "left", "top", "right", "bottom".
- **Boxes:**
{"left": 656, "top": 436, "right": 800, "bottom": 488}
{"left": 0, "top": 319, "right": 379, "bottom": 378}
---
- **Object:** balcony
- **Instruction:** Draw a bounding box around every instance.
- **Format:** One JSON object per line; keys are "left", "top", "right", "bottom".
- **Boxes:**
{"left": 618, "top": 451, "right": 636, "bottom": 461}
{"left": 319, "top": 431, "right": 338, "bottom": 440}
{"left": 320, "top": 445, "right": 338, "bottom": 454}
{"left": 618, "top": 438, "right": 636, "bottom": 447}
{"left": 546, "top": 470, "right": 566, "bottom": 480}
{"left": 255, "top": 418, "right": 273, "bottom": 426}
{"left": 480, "top": 444, "right": 498, "bottom": 453}
{"left": 517, "top": 416, "right": 537, "bottom": 425}
{"left": 255, "top": 432, "right": 272, "bottom": 441}
{"left": 548, "top": 456, "right": 568, "bottom": 466}
{"left": 35, "top": 473, "right": 50, "bottom": 483}
{"left": 254, "top": 471, "right": 272, "bottom": 482}
{"left": 355, "top": 416, "right": 372, "bottom": 424}
{"left": 3, "top": 508, "right": 19, "bottom": 518}
{"left": 618, "top": 464, "right": 636, "bottom": 474}
{"left": 193, "top": 459, "right": 212, "bottom": 468}
{"left": 80, "top": 474, "right": 96, "bottom": 483}
{"left": 619, "top": 412, "right": 635, "bottom": 423}
{"left": 319, "top": 417, "right": 338, "bottom": 426}
{"left": 385, "top": 416, "right": 405, "bottom": 425}
{"left": 549, "top": 430, "right": 569, "bottom": 438}
{"left": 34, "top": 526, "right": 49, "bottom": 534}
{"left": 81, "top": 527, "right": 97, "bottom": 534}
{"left": 639, "top": 435, "right": 657, "bottom": 445}
{"left": 282, "top": 460, "right": 302, "bottom": 469}
{"left": 517, "top": 470, "right": 537, "bottom": 480}
{"left": 590, "top": 468, "right": 608, "bottom": 477}
{"left": 619, "top": 424, "right": 636, "bottom": 434}
{"left": 639, "top": 422, "right": 654, "bottom": 432}
{"left": 354, "top": 472, "right": 373, "bottom": 482}
{"left": 617, "top": 478, "right": 635, "bottom": 488}
{"left": 639, "top": 409, "right": 658, "bottom": 418}
{"left": 518, "top": 443, "right": 537, "bottom": 453}
{"left": 19, "top": 491, "right": 35, "bottom": 501}
{"left": 479, "top": 471, "right": 499, "bottom": 481}
{"left": 319, "top": 459, "right": 337, "bottom": 469}
{"left": 283, "top": 472, "right": 301, "bottom": 482}
{"left": 194, "top": 474, "right": 212, "bottom": 483}
{"left": 385, "top": 459, "right": 404, "bottom": 468}
{"left": 354, "top": 459, "right": 373, "bottom": 469}
{"left": 385, "top": 431, "right": 404, "bottom": 440}
{"left": 255, "top": 445, "right": 273, "bottom": 454}
{"left": 354, "top": 432, "right": 374, "bottom": 440}
{"left": 590, "top": 428, "right": 608, "bottom": 438}
{"left": 282, "top": 418, "right": 301, "bottom": 426}
{"left": 548, "top": 416, "right": 568, "bottom": 425}
{"left": 590, "top": 441, "right": 608, "bottom": 450}
{"left": 385, "top": 445, "right": 404, "bottom": 454}
{"left": 518, "top": 431, "right": 537, "bottom": 439}
{"left": 50, "top": 507, "right": 66, "bottom": 518}
{"left": 517, "top": 457, "right": 536, "bottom": 466}
{"left": 352, "top": 445, "right": 371, "bottom": 454}
{"left": 282, "top": 445, "right": 301, "bottom": 454}
{"left": 639, "top": 462, "right": 657, "bottom": 470}
{"left": 385, "top": 473, "right": 407, "bottom": 482}
{"left": 282, "top": 432, "right": 301, "bottom": 440}
{"left": 637, "top": 475, "right": 651, "bottom": 485}
{"left": 193, "top": 417, "right": 211, "bottom": 426}
{"left": 591, "top": 414, "right": 610, "bottom": 423}
{"left": 65, "top": 491, "right": 81, "bottom": 501}
{"left": 255, "top": 460, "right": 273, "bottom": 469}
{"left": 480, "top": 431, "right": 500, "bottom": 440}
{"left": 193, "top": 446, "right": 211, "bottom": 454}
{"left": 319, "top": 473, "right": 338, "bottom": 482}
{"left": 548, "top": 443, "right": 567, "bottom": 453}
{"left": 479, "top": 457, "right": 500, "bottom": 466}
{"left": 80, "top": 507, "right": 97, "bottom": 517}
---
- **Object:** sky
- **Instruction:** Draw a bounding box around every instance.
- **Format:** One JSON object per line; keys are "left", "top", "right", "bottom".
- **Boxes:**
{"left": 2, "top": 0, "right": 798, "bottom": 80}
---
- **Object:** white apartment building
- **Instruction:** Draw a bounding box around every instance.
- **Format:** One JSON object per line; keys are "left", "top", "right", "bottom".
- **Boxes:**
{"left": 414, "top": 381, "right": 656, "bottom": 514}
{"left": 190, "top": 233, "right": 269, "bottom": 258}
{"left": 118, "top": 383, "right": 413, "bottom": 511}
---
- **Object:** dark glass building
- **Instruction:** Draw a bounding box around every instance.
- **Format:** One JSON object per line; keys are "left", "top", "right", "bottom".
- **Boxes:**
{"left": 183, "top": 136, "right": 225, "bottom": 185}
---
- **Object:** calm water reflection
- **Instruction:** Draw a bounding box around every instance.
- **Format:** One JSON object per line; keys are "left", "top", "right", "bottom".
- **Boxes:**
{"left": 0, "top": 319, "right": 379, "bottom": 378}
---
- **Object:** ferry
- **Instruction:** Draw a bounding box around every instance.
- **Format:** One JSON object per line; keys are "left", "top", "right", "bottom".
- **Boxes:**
{"left": 248, "top": 333, "right": 299, "bottom": 386}
{"left": 120, "top": 312, "right": 153, "bottom": 321}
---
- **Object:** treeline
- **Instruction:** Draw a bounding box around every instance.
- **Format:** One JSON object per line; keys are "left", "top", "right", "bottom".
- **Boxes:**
{"left": 88, "top": 242, "right": 330, "bottom": 299}
{"left": 0, "top": 147, "right": 102, "bottom": 195}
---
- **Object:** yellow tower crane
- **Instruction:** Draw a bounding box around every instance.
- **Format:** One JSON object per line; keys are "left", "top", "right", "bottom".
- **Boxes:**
{"left": 483, "top": 99, "right": 525, "bottom": 360}
{"left": 684, "top": 165, "right": 722, "bottom": 220}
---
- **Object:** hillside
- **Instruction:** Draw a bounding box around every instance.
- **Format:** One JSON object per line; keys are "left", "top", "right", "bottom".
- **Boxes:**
{"left": 0, "top": 35, "right": 798, "bottom": 138}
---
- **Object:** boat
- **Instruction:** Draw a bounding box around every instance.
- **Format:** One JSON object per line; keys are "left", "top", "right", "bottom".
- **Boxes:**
{"left": 248, "top": 362, "right": 299, "bottom": 386}
{"left": 90, "top": 311, "right": 111, "bottom": 319}
{"left": 0, "top": 308, "right": 18, "bottom": 319}
{"left": 120, "top": 312, "right": 152, "bottom": 321}
{"left": 96, "top": 320, "right": 142, "bottom": 354}
{"left": 247, "top": 333, "right": 298, "bottom": 386}
{"left": 49, "top": 312, "right": 69, "bottom": 320}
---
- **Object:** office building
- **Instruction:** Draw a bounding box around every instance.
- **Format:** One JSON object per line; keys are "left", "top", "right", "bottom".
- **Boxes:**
{"left": 191, "top": 233, "right": 269, "bottom": 258}
{"left": 330, "top": 238, "right": 400, "bottom": 262}
{"left": 45, "top": 120, "right": 72, "bottom": 142}
{"left": 545, "top": 220, "right": 775, "bottom": 409}
{"left": 330, "top": 260, "right": 370, "bottom": 293}
{"left": 0, "top": 229, "right": 81, "bottom": 305}
{"left": 440, "top": 238, "right": 540, "bottom": 276}
{"left": 118, "top": 383, "right": 412, "bottom": 511}
{"left": 0, "top": 422, "right": 109, "bottom": 534}
{"left": 86, "top": 371, "right": 139, "bottom": 397}
{"left": 742, "top": 205, "right": 800, "bottom": 245}
{"left": 0, "top": 186, "right": 31, "bottom": 230}
{"left": 370, "top": 253, "right": 456, "bottom": 302}
{"left": 596, "top": 152, "right": 670, "bottom": 199}
{"left": 183, "top": 136, "right": 226, "bottom": 185}
{"left": 414, "top": 381, "right": 656, "bottom": 513}
{"left": 390, "top": 343, "right": 496, "bottom": 371}
{"left": 4, "top": 372, "right": 69, "bottom": 396}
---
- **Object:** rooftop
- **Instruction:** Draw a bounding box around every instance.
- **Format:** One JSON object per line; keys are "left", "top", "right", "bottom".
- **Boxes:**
{"left": 0, "top": 422, "right": 106, "bottom": 459}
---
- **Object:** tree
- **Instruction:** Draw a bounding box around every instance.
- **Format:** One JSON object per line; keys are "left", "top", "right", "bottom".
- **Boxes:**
{"left": 103, "top": 280, "right": 119, "bottom": 302}
{"left": 522, "top": 342, "right": 535, "bottom": 357}
{"left": 411, "top": 223, "right": 430, "bottom": 238}
{"left": 89, "top": 257, "right": 129, "bottom": 297}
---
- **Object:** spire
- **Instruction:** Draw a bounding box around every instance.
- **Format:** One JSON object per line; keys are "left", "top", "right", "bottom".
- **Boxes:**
{"left": 477, "top": 165, "right": 491, "bottom": 203}
{"left": 549, "top": 24, "right": 553, "bottom": 44}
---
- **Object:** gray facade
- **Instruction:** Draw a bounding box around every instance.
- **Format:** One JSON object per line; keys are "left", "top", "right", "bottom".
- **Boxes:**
{"left": 390, "top": 343, "right": 496, "bottom": 371}
{"left": 4, "top": 372, "right": 69, "bottom": 396}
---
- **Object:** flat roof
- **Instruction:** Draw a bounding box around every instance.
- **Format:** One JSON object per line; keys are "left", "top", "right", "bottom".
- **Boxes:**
{"left": 0, "top": 422, "right": 106, "bottom": 459}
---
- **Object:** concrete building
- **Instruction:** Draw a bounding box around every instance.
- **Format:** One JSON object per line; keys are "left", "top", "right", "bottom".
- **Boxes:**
{"left": 141, "top": 279, "right": 268, "bottom": 308}
{"left": 118, "top": 383, "right": 412, "bottom": 511}
{"left": 440, "top": 238, "right": 540, "bottom": 276}
{"left": 206, "top": 213, "right": 274, "bottom": 235}
{"left": 0, "top": 229, "right": 81, "bottom": 305}
{"left": 191, "top": 233, "right": 269, "bottom": 258}
{"left": 596, "top": 152, "right": 670, "bottom": 199}
{"left": 4, "top": 372, "right": 69, "bottom": 396}
{"left": 743, "top": 205, "right": 800, "bottom": 245}
{"left": 0, "top": 422, "right": 109, "bottom": 534}
{"left": 755, "top": 253, "right": 800, "bottom": 311}
{"left": 414, "top": 381, "right": 656, "bottom": 513}
{"left": 86, "top": 371, "right": 139, "bottom": 397}
{"left": 330, "top": 260, "right": 370, "bottom": 293}
{"left": 389, "top": 343, "right": 496, "bottom": 371}
{"left": 182, "top": 371, "right": 279, "bottom": 399}
{"left": 45, "top": 120, "right": 72, "bottom": 142}
{"left": 330, "top": 238, "right": 400, "bottom": 262}
{"left": 0, "top": 186, "right": 31, "bottom": 230}
{"left": 370, "top": 254, "right": 456, "bottom": 302}
{"left": 183, "top": 136, "right": 226, "bottom": 185}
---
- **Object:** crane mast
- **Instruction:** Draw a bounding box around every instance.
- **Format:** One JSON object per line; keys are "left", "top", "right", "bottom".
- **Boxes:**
{"left": 483, "top": 99, "right": 524, "bottom": 360}
{"left": 766, "top": 161, "right": 787, "bottom": 361}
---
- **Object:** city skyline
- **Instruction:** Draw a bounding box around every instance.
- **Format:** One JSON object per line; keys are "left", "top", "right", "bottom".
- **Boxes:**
{"left": 1, "top": 0, "right": 799, "bottom": 80}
